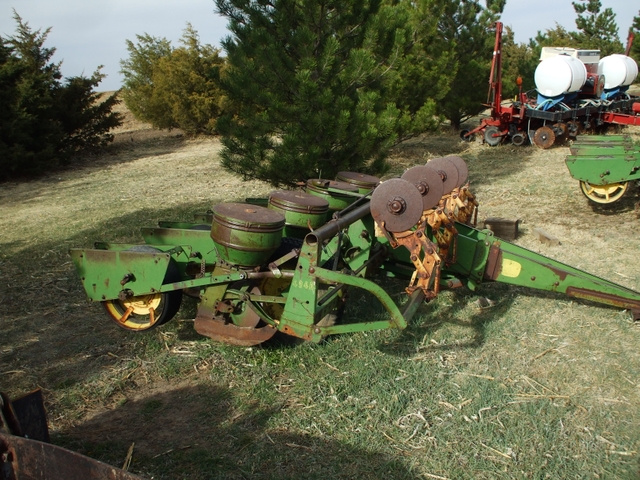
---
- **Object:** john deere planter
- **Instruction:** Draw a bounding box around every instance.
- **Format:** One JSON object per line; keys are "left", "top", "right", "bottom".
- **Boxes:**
{"left": 565, "top": 134, "right": 640, "bottom": 204}
{"left": 70, "top": 156, "right": 640, "bottom": 345}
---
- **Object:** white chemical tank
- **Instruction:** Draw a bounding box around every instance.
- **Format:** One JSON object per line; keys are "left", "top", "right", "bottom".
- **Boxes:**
{"left": 535, "top": 55, "right": 587, "bottom": 97}
{"left": 598, "top": 54, "right": 638, "bottom": 89}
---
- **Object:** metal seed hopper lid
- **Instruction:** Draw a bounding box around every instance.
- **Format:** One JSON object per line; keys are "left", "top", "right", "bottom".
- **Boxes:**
{"left": 425, "top": 157, "right": 459, "bottom": 194}
{"left": 335, "top": 171, "right": 381, "bottom": 189}
{"left": 401, "top": 165, "right": 444, "bottom": 210}
{"left": 212, "top": 202, "right": 285, "bottom": 230}
{"left": 269, "top": 190, "right": 329, "bottom": 214}
{"left": 306, "top": 178, "right": 359, "bottom": 193}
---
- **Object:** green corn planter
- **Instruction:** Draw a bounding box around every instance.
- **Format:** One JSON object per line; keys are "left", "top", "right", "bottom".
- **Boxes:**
{"left": 335, "top": 171, "right": 380, "bottom": 194}
{"left": 268, "top": 190, "right": 329, "bottom": 238}
{"left": 564, "top": 134, "right": 640, "bottom": 204}
{"left": 210, "top": 203, "right": 285, "bottom": 267}
{"left": 306, "top": 178, "right": 360, "bottom": 211}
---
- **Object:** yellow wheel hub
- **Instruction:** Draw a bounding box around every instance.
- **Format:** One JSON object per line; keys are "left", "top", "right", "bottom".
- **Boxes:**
{"left": 122, "top": 294, "right": 162, "bottom": 314}
{"left": 103, "top": 293, "right": 163, "bottom": 331}
{"left": 579, "top": 181, "right": 629, "bottom": 204}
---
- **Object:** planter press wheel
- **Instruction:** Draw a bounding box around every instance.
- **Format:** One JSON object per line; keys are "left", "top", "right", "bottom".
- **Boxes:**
{"left": 484, "top": 126, "right": 503, "bottom": 146}
{"left": 511, "top": 132, "right": 527, "bottom": 146}
{"left": 552, "top": 123, "right": 568, "bottom": 143}
{"left": 460, "top": 129, "right": 475, "bottom": 142}
{"left": 566, "top": 120, "right": 580, "bottom": 138}
{"left": 579, "top": 181, "right": 629, "bottom": 204}
{"left": 102, "top": 246, "right": 183, "bottom": 331}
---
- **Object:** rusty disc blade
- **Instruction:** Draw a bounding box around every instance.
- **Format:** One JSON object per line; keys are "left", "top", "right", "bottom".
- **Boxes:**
{"left": 444, "top": 156, "right": 468, "bottom": 186}
{"left": 194, "top": 316, "right": 277, "bottom": 346}
{"left": 425, "top": 157, "right": 459, "bottom": 194}
{"left": 370, "top": 178, "right": 423, "bottom": 232}
{"left": 401, "top": 165, "right": 444, "bottom": 210}
{"left": 533, "top": 126, "right": 555, "bottom": 149}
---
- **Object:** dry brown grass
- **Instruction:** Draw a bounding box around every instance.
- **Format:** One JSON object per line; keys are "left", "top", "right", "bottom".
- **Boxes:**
{"left": 1, "top": 109, "right": 639, "bottom": 478}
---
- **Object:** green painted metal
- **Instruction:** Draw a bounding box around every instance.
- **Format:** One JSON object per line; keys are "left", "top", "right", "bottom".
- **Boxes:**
{"left": 70, "top": 181, "right": 640, "bottom": 344}
{"left": 485, "top": 238, "right": 640, "bottom": 311}
{"left": 565, "top": 134, "right": 640, "bottom": 186}
{"left": 141, "top": 227, "right": 218, "bottom": 264}
{"left": 565, "top": 154, "right": 640, "bottom": 185}
{"left": 267, "top": 190, "right": 329, "bottom": 239}
{"left": 210, "top": 203, "right": 285, "bottom": 266}
{"left": 570, "top": 145, "right": 638, "bottom": 157}
{"left": 305, "top": 179, "right": 360, "bottom": 211}
{"left": 70, "top": 248, "right": 173, "bottom": 301}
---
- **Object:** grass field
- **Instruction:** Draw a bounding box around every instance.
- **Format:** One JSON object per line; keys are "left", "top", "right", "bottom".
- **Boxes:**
{"left": 1, "top": 112, "right": 639, "bottom": 479}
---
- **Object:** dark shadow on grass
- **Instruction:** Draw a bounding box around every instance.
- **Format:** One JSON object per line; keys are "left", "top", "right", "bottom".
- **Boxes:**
{"left": 585, "top": 186, "right": 639, "bottom": 215}
{"left": 375, "top": 281, "right": 517, "bottom": 357}
{"left": 55, "top": 384, "right": 419, "bottom": 480}
{"left": 0, "top": 198, "right": 250, "bottom": 399}
{"left": 0, "top": 133, "right": 188, "bottom": 188}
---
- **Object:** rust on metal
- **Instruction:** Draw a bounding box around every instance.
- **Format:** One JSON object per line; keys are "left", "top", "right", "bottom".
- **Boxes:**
{"left": 533, "top": 126, "right": 555, "bottom": 149}
{"left": 370, "top": 178, "right": 423, "bottom": 233}
{"left": 566, "top": 287, "right": 640, "bottom": 312}
{"left": 426, "top": 157, "right": 459, "bottom": 194}
{"left": 210, "top": 202, "right": 285, "bottom": 265}
{"left": 335, "top": 171, "right": 380, "bottom": 190}
{"left": 0, "top": 432, "right": 143, "bottom": 480}
{"left": 306, "top": 179, "right": 359, "bottom": 193}
{"left": 268, "top": 190, "right": 329, "bottom": 213}
{"left": 211, "top": 202, "right": 285, "bottom": 232}
{"left": 483, "top": 243, "right": 503, "bottom": 280}
{"left": 401, "top": 165, "right": 444, "bottom": 210}
{"left": 392, "top": 229, "right": 441, "bottom": 299}
{"left": 194, "top": 316, "right": 276, "bottom": 346}
{"left": 445, "top": 156, "right": 469, "bottom": 186}
{"left": 7, "top": 390, "right": 49, "bottom": 443}
{"left": 548, "top": 266, "right": 569, "bottom": 282}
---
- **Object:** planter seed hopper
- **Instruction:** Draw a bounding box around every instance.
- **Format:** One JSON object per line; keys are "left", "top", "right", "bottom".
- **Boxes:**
{"left": 565, "top": 133, "right": 640, "bottom": 204}
{"left": 70, "top": 157, "right": 640, "bottom": 345}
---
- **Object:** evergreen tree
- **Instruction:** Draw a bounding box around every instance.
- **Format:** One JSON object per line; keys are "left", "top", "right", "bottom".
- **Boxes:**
{"left": 531, "top": 24, "right": 575, "bottom": 50}
{"left": 389, "top": 0, "right": 455, "bottom": 141}
{"left": 0, "top": 12, "right": 121, "bottom": 180}
{"left": 120, "top": 27, "right": 225, "bottom": 135}
{"left": 215, "top": 0, "right": 410, "bottom": 187}
{"left": 501, "top": 27, "right": 537, "bottom": 98}
{"left": 153, "top": 25, "right": 226, "bottom": 135}
{"left": 572, "top": 0, "right": 623, "bottom": 55}
{"left": 435, "top": 0, "right": 505, "bottom": 130}
{"left": 120, "top": 34, "right": 174, "bottom": 127}
{"left": 629, "top": 11, "right": 640, "bottom": 67}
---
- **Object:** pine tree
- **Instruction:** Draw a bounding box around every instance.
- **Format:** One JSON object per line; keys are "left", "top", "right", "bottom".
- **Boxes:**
{"left": 435, "top": 0, "right": 505, "bottom": 130}
{"left": 120, "top": 27, "right": 226, "bottom": 135}
{"left": 571, "top": 0, "right": 623, "bottom": 55}
{"left": 0, "top": 12, "right": 121, "bottom": 180}
{"left": 629, "top": 11, "right": 640, "bottom": 66}
{"left": 501, "top": 27, "right": 537, "bottom": 98}
{"left": 120, "top": 34, "right": 174, "bottom": 127}
{"left": 215, "top": 0, "right": 410, "bottom": 187}
{"left": 153, "top": 25, "right": 226, "bottom": 135}
{"left": 389, "top": 0, "right": 455, "bottom": 141}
